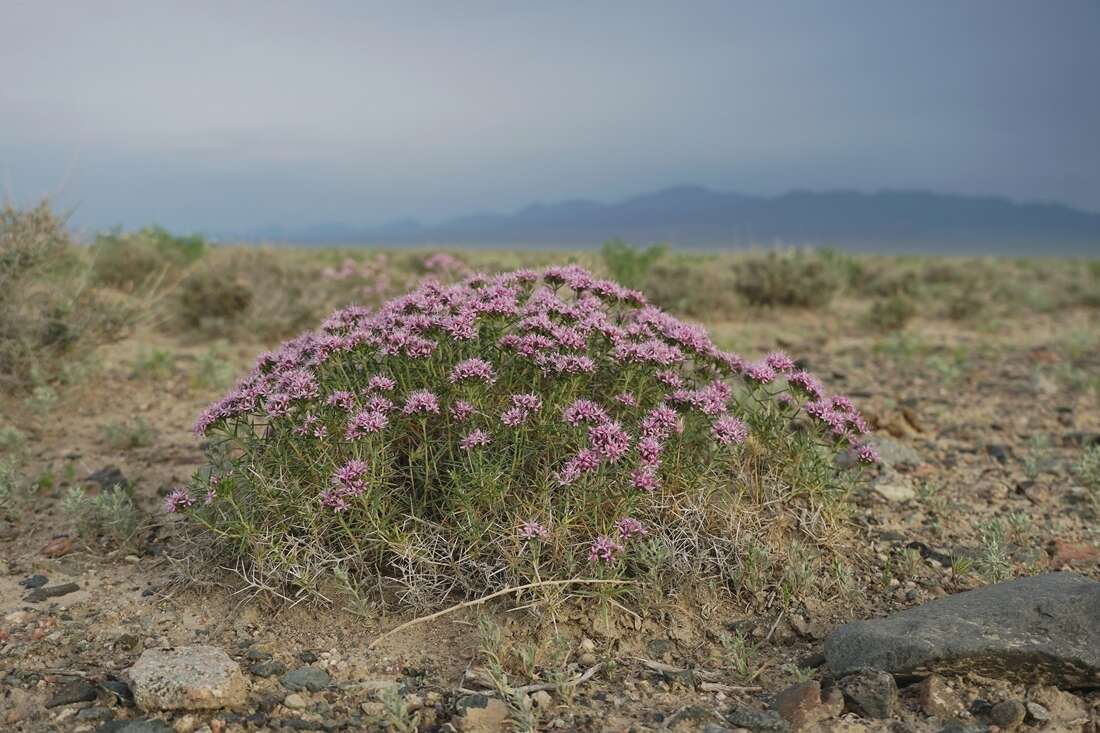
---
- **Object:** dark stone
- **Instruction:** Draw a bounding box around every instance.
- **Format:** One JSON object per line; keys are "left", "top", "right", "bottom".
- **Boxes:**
{"left": 24, "top": 582, "right": 80, "bottom": 603}
{"left": 19, "top": 574, "right": 48, "bottom": 588}
{"left": 724, "top": 705, "right": 791, "bottom": 732}
{"left": 245, "top": 647, "right": 272, "bottom": 661}
{"left": 985, "top": 444, "right": 1010, "bottom": 464}
{"left": 937, "top": 723, "right": 989, "bottom": 733}
{"left": 989, "top": 700, "right": 1026, "bottom": 729}
{"left": 47, "top": 680, "right": 98, "bottom": 707}
{"left": 252, "top": 660, "right": 288, "bottom": 678}
{"left": 77, "top": 706, "right": 114, "bottom": 721}
{"left": 836, "top": 669, "right": 897, "bottom": 719}
{"left": 824, "top": 573, "right": 1100, "bottom": 688}
{"left": 665, "top": 705, "right": 720, "bottom": 729}
{"left": 298, "top": 651, "right": 319, "bottom": 663}
{"left": 98, "top": 679, "right": 135, "bottom": 707}
{"left": 86, "top": 466, "right": 130, "bottom": 491}
{"left": 455, "top": 693, "right": 491, "bottom": 712}
{"left": 281, "top": 719, "right": 322, "bottom": 731}
{"left": 280, "top": 667, "right": 331, "bottom": 692}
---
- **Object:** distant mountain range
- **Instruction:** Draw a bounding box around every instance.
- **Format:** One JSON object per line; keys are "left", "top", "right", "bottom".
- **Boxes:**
{"left": 234, "top": 186, "right": 1100, "bottom": 254}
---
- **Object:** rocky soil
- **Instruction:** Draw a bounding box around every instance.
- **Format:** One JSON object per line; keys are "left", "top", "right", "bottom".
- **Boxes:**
{"left": 2, "top": 293, "right": 1098, "bottom": 732}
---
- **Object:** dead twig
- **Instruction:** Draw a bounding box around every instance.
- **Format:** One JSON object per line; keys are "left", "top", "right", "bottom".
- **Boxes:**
{"left": 367, "top": 578, "right": 632, "bottom": 649}
{"left": 511, "top": 663, "right": 604, "bottom": 694}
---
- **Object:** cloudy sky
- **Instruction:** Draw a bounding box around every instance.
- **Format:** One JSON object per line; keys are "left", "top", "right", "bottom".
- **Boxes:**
{"left": 2, "top": 1, "right": 1098, "bottom": 233}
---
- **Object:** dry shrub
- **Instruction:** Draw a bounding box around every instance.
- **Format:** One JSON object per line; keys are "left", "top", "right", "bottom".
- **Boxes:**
{"left": 734, "top": 249, "right": 840, "bottom": 308}
{"left": 0, "top": 202, "right": 131, "bottom": 390}
{"left": 91, "top": 225, "right": 207, "bottom": 292}
{"left": 643, "top": 261, "right": 739, "bottom": 318}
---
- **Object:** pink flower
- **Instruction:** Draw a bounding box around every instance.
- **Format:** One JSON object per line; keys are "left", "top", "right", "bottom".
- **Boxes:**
{"left": 345, "top": 410, "right": 388, "bottom": 440}
{"left": 501, "top": 406, "right": 530, "bottom": 427}
{"left": 765, "top": 351, "right": 797, "bottom": 373}
{"left": 365, "top": 396, "right": 394, "bottom": 414}
{"left": 368, "top": 375, "right": 396, "bottom": 392}
{"left": 510, "top": 393, "right": 543, "bottom": 411}
{"left": 613, "top": 392, "right": 638, "bottom": 407}
{"left": 325, "top": 391, "right": 357, "bottom": 411}
{"left": 403, "top": 390, "right": 440, "bottom": 415}
{"left": 518, "top": 520, "right": 550, "bottom": 541}
{"left": 787, "top": 371, "right": 824, "bottom": 398}
{"left": 629, "top": 467, "right": 661, "bottom": 492}
{"left": 640, "top": 405, "right": 682, "bottom": 439}
{"left": 451, "top": 400, "right": 475, "bottom": 421}
{"left": 615, "top": 517, "right": 647, "bottom": 541}
{"left": 449, "top": 358, "right": 497, "bottom": 384}
{"left": 637, "top": 436, "right": 663, "bottom": 466}
{"left": 744, "top": 362, "right": 776, "bottom": 384}
{"left": 562, "top": 399, "right": 608, "bottom": 427}
{"left": 655, "top": 370, "right": 684, "bottom": 388}
{"left": 332, "top": 459, "right": 369, "bottom": 500}
{"left": 588, "top": 421, "right": 631, "bottom": 463}
{"left": 855, "top": 442, "right": 881, "bottom": 465}
{"left": 460, "top": 429, "right": 491, "bottom": 450}
{"left": 557, "top": 449, "right": 601, "bottom": 485}
{"left": 712, "top": 415, "right": 748, "bottom": 446}
{"left": 164, "top": 488, "right": 195, "bottom": 513}
{"left": 588, "top": 535, "right": 624, "bottom": 563}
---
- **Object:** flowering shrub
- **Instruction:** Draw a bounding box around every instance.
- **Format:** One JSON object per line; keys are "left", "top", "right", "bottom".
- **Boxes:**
{"left": 179, "top": 265, "right": 876, "bottom": 608}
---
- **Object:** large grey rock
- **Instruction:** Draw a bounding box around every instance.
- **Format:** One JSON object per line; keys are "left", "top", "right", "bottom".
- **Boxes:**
{"left": 127, "top": 645, "right": 248, "bottom": 710}
{"left": 824, "top": 572, "right": 1100, "bottom": 688}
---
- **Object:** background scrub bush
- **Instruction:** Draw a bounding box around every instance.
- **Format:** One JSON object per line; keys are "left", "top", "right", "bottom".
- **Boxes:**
{"left": 178, "top": 266, "right": 876, "bottom": 609}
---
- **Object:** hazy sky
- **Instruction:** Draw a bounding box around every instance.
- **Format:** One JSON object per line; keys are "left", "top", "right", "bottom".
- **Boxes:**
{"left": 3, "top": 1, "right": 1099, "bottom": 233}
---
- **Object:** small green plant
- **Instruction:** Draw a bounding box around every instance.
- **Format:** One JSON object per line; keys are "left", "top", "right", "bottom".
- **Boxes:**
{"left": 378, "top": 685, "right": 418, "bottom": 733}
{"left": 25, "top": 384, "right": 58, "bottom": 413}
{"left": 718, "top": 629, "right": 755, "bottom": 679}
{"left": 0, "top": 425, "right": 25, "bottom": 453}
{"left": 61, "top": 486, "right": 140, "bottom": 541}
{"left": 192, "top": 346, "right": 235, "bottom": 390}
{"left": 131, "top": 347, "right": 177, "bottom": 380}
{"left": 1022, "top": 435, "right": 1049, "bottom": 481}
{"left": 600, "top": 239, "right": 667, "bottom": 290}
{"left": 1074, "top": 446, "right": 1100, "bottom": 514}
{"left": 104, "top": 417, "right": 156, "bottom": 450}
{"left": 734, "top": 249, "right": 840, "bottom": 308}
{"left": 0, "top": 459, "right": 28, "bottom": 518}
{"left": 976, "top": 519, "right": 1012, "bottom": 583}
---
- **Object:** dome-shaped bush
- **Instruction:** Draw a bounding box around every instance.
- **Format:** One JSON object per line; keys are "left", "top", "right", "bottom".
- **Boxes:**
{"left": 177, "top": 266, "right": 876, "bottom": 608}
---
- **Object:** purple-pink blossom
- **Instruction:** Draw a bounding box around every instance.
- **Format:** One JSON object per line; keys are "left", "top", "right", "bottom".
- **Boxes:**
{"left": 630, "top": 467, "right": 661, "bottom": 492}
{"left": 855, "top": 442, "right": 881, "bottom": 465}
{"left": 449, "top": 358, "right": 497, "bottom": 384}
{"left": 588, "top": 421, "right": 631, "bottom": 463}
{"left": 615, "top": 517, "right": 647, "bottom": 541}
{"left": 712, "top": 415, "right": 749, "bottom": 446}
{"left": 164, "top": 488, "right": 195, "bottom": 514}
{"left": 325, "top": 391, "right": 357, "bottom": 411}
{"left": 501, "top": 406, "right": 530, "bottom": 427}
{"left": 345, "top": 410, "right": 388, "bottom": 440}
{"left": 588, "top": 535, "right": 624, "bottom": 563}
{"left": 562, "top": 399, "right": 608, "bottom": 427}
{"left": 459, "top": 429, "right": 491, "bottom": 450}
{"left": 402, "top": 390, "right": 440, "bottom": 415}
{"left": 451, "top": 400, "right": 475, "bottom": 421}
{"left": 368, "top": 375, "right": 396, "bottom": 392}
{"left": 518, "top": 520, "right": 550, "bottom": 541}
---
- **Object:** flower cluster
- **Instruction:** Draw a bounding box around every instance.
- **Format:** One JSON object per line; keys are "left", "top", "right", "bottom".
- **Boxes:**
{"left": 183, "top": 265, "right": 875, "bottom": 604}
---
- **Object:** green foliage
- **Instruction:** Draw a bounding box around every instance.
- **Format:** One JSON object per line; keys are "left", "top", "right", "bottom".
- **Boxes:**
{"left": 61, "top": 486, "right": 140, "bottom": 541}
{"left": 104, "top": 416, "right": 156, "bottom": 450}
{"left": 733, "top": 249, "right": 840, "bottom": 308}
{"left": 600, "top": 239, "right": 667, "bottom": 290}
